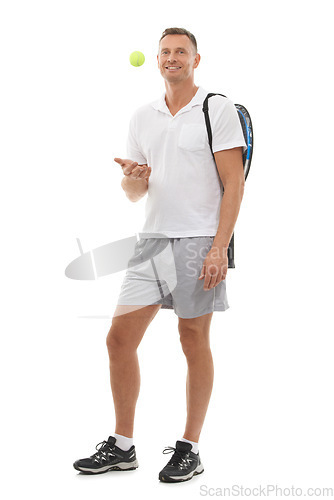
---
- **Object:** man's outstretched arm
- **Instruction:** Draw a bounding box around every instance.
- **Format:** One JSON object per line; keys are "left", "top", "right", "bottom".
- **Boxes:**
{"left": 114, "top": 158, "right": 151, "bottom": 202}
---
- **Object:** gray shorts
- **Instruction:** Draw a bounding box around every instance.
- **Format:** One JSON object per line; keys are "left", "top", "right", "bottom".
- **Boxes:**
{"left": 116, "top": 236, "right": 229, "bottom": 319}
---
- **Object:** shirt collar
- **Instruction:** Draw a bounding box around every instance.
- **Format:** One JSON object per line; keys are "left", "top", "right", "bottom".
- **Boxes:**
{"left": 151, "top": 86, "right": 208, "bottom": 115}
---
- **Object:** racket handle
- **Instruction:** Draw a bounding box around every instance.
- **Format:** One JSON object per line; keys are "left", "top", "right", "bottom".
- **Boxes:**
{"left": 228, "top": 233, "right": 235, "bottom": 269}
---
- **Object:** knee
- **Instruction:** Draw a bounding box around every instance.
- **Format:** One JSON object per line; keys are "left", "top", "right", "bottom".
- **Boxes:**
{"left": 106, "top": 326, "right": 129, "bottom": 358}
{"left": 178, "top": 327, "right": 209, "bottom": 360}
{"left": 106, "top": 328, "right": 117, "bottom": 356}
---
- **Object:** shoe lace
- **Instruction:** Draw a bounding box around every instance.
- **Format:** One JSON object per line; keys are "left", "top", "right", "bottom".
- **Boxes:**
{"left": 92, "top": 440, "right": 114, "bottom": 461}
{"left": 162, "top": 446, "right": 189, "bottom": 466}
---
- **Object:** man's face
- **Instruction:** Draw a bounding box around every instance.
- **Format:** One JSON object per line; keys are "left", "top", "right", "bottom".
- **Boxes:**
{"left": 157, "top": 34, "right": 200, "bottom": 83}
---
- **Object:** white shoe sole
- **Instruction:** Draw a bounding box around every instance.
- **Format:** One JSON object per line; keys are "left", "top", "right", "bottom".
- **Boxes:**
{"left": 160, "top": 462, "right": 204, "bottom": 482}
{"left": 74, "top": 459, "right": 139, "bottom": 474}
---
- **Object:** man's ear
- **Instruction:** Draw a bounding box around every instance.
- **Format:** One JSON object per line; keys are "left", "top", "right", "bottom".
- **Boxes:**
{"left": 194, "top": 53, "right": 201, "bottom": 69}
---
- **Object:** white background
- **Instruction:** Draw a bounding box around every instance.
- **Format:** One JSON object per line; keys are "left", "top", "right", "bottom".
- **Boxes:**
{"left": 1, "top": 0, "right": 333, "bottom": 498}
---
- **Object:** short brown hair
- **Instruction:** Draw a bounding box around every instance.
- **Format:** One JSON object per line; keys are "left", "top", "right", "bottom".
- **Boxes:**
{"left": 159, "top": 27, "right": 198, "bottom": 55}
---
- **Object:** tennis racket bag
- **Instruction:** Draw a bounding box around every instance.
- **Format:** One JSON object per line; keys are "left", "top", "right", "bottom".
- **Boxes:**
{"left": 202, "top": 93, "right": 253, "bottom": 268}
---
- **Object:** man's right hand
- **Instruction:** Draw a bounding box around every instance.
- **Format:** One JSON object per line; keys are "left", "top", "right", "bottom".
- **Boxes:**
{"left": 114, "top": 158, "right": 151, "bottom": 181}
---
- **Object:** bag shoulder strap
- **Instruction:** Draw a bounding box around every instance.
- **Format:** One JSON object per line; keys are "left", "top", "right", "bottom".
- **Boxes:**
{"left": 202, "top": 93, "right": 227, "bottom": 160}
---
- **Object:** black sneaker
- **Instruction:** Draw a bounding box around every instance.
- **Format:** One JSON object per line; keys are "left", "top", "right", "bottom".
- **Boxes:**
{"left": 73, "top": 436, "right": 138, "bottom": 474}
{"left": 159, "top": 440, "right": 204, "bottom": 483}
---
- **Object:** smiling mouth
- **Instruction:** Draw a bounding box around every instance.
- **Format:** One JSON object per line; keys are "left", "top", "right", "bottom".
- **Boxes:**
{"left": 165, "top": 66, "right": 182, "bottom": 70}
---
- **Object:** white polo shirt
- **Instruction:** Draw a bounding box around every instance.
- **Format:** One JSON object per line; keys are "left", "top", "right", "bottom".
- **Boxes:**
{"left": 126, "top": 86, "right": 247, "bottom": 238}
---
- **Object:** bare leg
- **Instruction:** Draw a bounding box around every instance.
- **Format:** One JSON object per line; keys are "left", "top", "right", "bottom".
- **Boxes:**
{"left": 178, "top": 312, "right": 214, "bottom": 443}
{"left": 106, "top": 304, "right": 161, "bottom": 437}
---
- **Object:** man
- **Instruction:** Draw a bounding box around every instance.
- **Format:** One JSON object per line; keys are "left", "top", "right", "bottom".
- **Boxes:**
{"left": 73, "top": 27, "right": 246, "bottom": 483}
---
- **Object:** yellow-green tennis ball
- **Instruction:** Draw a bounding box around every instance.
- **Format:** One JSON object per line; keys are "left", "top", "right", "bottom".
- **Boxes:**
{"left": 129, "top": 51, "right": 145, "bottom": 67}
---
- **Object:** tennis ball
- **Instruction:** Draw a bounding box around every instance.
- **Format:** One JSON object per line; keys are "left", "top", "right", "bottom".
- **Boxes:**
{"left": 129, "top": 51, "right": 145, "bottom": 67}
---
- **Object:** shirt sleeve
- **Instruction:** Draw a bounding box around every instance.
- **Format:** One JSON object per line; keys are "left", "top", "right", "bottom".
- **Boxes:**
{"left": 126, "top": 111, "right": 148, "bottom": 165}
{"left": 210, "top": 97, "right": 247, "bottom": 154}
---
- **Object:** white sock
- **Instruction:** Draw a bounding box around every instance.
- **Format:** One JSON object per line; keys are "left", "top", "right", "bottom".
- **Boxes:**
{"left": 179, "top": 437, "right": 199, "bottom": 454}
{"left": 113, "top": 433, "right": 133, "bottom": 451}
